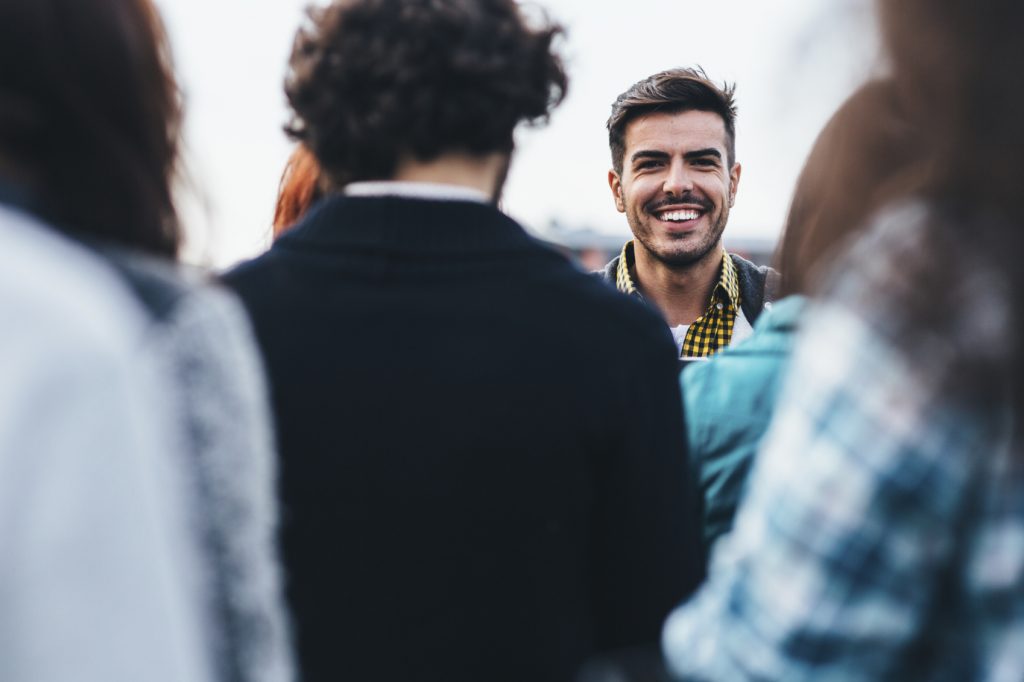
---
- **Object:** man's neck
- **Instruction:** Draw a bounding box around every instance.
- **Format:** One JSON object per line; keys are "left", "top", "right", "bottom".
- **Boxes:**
{"left": 391, "top": 151, "right": 509, "bottom": 201}
{"left": 633, "top": 243, "right": 723, "bottom": 327}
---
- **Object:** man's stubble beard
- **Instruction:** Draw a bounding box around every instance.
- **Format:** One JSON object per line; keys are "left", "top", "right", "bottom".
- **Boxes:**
{"left": 630, "top": 205, "right": 729, "bottom": 268}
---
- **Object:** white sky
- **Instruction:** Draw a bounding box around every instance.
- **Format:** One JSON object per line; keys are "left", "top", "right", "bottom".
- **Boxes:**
{"left": 156, "top": 0, "right": 879, "bottom": 268}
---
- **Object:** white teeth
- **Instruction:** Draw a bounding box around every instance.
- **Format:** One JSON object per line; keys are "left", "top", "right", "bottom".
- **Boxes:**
{"left": 660, "top": 210, "right": 700, "bottom": 222}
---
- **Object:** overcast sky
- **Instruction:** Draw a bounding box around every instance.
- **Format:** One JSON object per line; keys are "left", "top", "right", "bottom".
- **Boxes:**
{"left": 156, "top": 0, "right": 879, "bottom": 267}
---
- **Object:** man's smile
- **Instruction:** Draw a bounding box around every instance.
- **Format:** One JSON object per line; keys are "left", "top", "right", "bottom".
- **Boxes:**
{"left": 657, "top": 207, "right": 703, "bottom": 222}
{"left": 649, "top": 201, "right": 710, "bottom": 232}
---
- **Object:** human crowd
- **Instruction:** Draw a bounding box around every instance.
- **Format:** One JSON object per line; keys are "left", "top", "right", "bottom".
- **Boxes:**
{"left": 1, "top": 0, "right": 1022, "bottom": 680}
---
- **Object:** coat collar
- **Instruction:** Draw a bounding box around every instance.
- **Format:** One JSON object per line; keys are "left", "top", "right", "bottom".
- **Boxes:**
{"left": 614, "top": 240, "right": 741, "bottom": 311}
{"left": 274, "top": 194, "right": 538, "bottom": 255}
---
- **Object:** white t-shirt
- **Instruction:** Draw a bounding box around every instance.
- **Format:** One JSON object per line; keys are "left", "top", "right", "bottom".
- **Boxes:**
{"left": 670, "top": 308, "right": 754, "bottom": 355}
{"left": 670, "top": 324, "right": 691, "bottom": 354}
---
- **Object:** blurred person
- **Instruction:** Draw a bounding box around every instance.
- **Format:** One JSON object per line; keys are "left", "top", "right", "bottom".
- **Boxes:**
{"left": 684, "top": 79, "right": 925, "bottom": 558}
{"left": 663, "top": 0, "right": 1024, "bottom": 679}
{"left": 223, "top": 1, "right": 704, "bottom": 679}
{"left": 272, "top": 144, "right": 325, "bottom": 239}
{"left": 0, "top": 202, "right": 213, "bottom": 681}
{"left": 0, "top": 1, "right": 293, "bottom": 681}
{"left": 599, "top": 68, "right": 778, "bottom": 358}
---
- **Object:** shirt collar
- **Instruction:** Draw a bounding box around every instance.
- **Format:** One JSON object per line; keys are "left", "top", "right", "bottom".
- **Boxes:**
{"left": 615, "top": 241, "right": 640, "bottom": 295}
{"left": 273, "top": 193, "right": 535, "bottom": 255}
{"left": 616, "top": 240, "right": 740, "bottom": 310}
{"left": 717, "top": 248, "right": 741, "bottom": 309}
{"left": 343, "top": 181, "right": 490, "bottom": 205}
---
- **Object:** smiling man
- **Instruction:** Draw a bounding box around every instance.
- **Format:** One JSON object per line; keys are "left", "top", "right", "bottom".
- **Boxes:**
{"left": 601, "top": 68, "right": 778, "bottom": 357}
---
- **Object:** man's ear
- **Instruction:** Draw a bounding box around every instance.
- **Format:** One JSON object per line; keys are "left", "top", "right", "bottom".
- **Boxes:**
{"left": 728, "top": 162, "right": 742, "bottom": 207}
{"left": 608, "top": 169, "right": 625, "bottom": 213}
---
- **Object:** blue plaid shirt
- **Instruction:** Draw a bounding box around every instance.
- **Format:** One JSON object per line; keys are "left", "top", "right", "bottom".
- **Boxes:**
{"left": 663, "top": 204, "right": 1024, "bottom": 681}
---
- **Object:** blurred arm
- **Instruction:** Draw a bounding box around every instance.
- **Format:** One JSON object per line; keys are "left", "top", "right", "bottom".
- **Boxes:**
{"left": 663, "top": 300, "right": 984, "bottom": 680}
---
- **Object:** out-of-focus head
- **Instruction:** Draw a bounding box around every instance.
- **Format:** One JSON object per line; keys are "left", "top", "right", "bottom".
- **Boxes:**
{"left": 776, "top": 80, "right": 926, "bottom": 296}
{"left": 284, "top": 0, "right": 568, "bottom": 189}
{"left": 0, "top": 0, "right": 182, "bottom": 256}
{"left": 878, "top": 0, "right": 1024, "bottom": 219}
{"left": 606, "top": 67, "right": 737, "bottom": 176}
{"left": 818, "top": 0, "right": 1024, "bottom": 410}
{"left": 272, "top": 145, "right": 324, "bottom": 239}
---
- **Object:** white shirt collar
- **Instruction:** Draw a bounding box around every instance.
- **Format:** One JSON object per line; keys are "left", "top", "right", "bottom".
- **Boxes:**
{"left": 343, "top": 181, "right": 490, "bottom": 205}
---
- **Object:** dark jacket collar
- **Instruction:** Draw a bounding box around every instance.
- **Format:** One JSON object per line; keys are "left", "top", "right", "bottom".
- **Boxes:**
{"left": 596, "top": 247, "right": 780, "bottom": 325}
{"left": 275, "top": 194, "right": 539, "bottom": 255}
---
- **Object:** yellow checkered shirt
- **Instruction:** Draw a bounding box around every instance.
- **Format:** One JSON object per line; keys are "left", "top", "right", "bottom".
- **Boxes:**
{"left": 615, "top": 241, "right": 741, "bottom": 357}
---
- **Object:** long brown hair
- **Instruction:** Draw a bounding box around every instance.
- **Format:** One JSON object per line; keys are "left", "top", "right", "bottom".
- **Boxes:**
{"left": 776, "top": 80, "right": 927, "bottom": 297}
{"left": 0, "top": 0, "right": 182, "bottom": 256}
{"left": 821, "top": 0, "right": 1024, "bottom": 413}
{"left": 879, "top": 0, "right": 1024, "bottom": 224}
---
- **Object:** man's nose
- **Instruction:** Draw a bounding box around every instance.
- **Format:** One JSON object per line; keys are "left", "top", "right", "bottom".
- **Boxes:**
{"left": 662, "top": 159, "right": 693, "bottom": 196}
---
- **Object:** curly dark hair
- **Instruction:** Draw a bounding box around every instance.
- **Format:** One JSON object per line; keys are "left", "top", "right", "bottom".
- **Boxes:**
{"left": 607, "top": 67, "right": 736, "bottom": 175}
{"left": 284, "top": 0, "right": 568, "bottom": 186}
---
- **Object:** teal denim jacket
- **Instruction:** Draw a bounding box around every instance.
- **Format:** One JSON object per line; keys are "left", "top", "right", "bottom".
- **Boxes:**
{"left": 681, "top": 294, "right": 806, "bottom": 557}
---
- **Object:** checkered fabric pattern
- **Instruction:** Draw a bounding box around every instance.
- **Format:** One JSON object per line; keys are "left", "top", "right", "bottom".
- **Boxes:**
{"left": 614, "top": 241, "right": 740, "bottom": 357}
{"left": 662, "top": 203, "right": 1024, "bottom": 681}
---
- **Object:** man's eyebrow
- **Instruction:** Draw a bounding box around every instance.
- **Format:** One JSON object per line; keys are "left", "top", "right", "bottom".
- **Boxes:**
{"left": 684, "top": 148, "right": 722, "bottom": 161}
{"left": 630, "top": 150, "right": 670, "bottom": 164}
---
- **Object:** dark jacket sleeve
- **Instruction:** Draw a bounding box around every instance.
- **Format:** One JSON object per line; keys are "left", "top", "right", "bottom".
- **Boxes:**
{"left": 590, "top": 317, "right": 706, "bottom": 651}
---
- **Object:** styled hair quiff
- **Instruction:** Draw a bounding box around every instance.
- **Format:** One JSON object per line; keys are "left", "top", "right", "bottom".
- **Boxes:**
{"left": 285, "top": 0, "right": 568, "bottom": 187}
{"left": 607, "top": 67, "right": 737, "bottom": 174}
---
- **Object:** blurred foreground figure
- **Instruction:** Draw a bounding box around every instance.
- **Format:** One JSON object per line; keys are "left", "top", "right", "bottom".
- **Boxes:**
{"left": 683, "top": 79, "right": 925, "bottom": 559}
{"left": 0, "top": 190, "right": 212, "bottom": 682}
{"left": 0, "top": 1, "right": 292, "bottom": 680}
{"left": 225, "top": 1, "right": 704, "bottom": 679}
{"left": 664, "top": 0, "right": 1024, "bottom": 679}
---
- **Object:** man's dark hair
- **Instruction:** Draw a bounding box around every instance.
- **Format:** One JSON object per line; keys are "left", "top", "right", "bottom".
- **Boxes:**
{"left": 607, "top": 67, "right": 736, "bottom": 175}
{"left": 0, "top": 0, "right": 183, "bottom": 256}
{"left": 285, "top": 0, "right": 568, "bottom": 187}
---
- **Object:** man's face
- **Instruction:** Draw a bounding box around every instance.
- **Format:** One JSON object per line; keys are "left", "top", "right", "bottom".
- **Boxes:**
{"left": 608, "top": 109, "right": 741, "bottom": 268}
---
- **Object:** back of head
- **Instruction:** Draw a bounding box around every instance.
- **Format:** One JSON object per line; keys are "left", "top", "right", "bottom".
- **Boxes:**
{"left": 879, "top": 0, "right": 1024, "bottom": 223}
{"left": 607, "top": 67, "right": 737, "bottom": 175}
{"left": 882, "top": 0, "right": 1024, "bottom": 352}
{"left": 0, "top": 0, "right": 182, "bottom": 257}
{"left": 285, "top": 0, "right": 568, "bottom": 188}
{"left": 811, "top": 0, "right": 1024, "bottom": 411}
{"left": 776, "top": 79, "right": 926, "bottom": 297}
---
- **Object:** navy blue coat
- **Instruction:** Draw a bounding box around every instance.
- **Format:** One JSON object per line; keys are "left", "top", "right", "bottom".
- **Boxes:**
{"left": 223, "top": 194, "right": 705, "bottom": 682}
